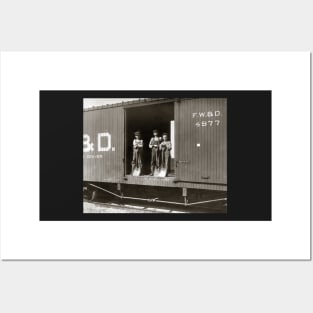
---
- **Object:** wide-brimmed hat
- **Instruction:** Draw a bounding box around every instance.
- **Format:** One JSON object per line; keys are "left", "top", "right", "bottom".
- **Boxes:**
{"left": 162, "top": 132, "right": 168, "bottom": 136}
{"left": 134, "top": 131, "right": 141, "bottom": 136}
{"left": 152, "top": 129, "right": 159, "bottom": 133}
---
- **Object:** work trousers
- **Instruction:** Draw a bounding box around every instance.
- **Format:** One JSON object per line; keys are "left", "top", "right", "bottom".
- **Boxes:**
{"left": 132, "top": 148, "right": 142, "bottom": 168}
{"left": 160, "top": 149, "right": 170, "bottom": 170}
{"left": 150, "top": 147, "right": 159, "bottom": 168}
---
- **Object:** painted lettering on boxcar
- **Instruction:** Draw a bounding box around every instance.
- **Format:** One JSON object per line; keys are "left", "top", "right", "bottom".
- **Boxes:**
{"left": 192, "top": 110, "right": 222, "bottom": 128}
{"left": 83, "top": 132, "right": 113, "bottom": 153}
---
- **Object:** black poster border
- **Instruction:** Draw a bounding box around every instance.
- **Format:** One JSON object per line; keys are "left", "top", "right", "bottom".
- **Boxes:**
{"left": 40, "top": 91, "right": 271, "bottom": 221}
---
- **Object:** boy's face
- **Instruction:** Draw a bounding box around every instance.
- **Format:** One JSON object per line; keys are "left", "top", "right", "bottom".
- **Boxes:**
{"left": 163, "top": 135, "right": 168, "bottom": 141}
{"left": 135, "top": 135, "right": 139, "bottom": 139}
{"left": 153, "top": 132, "right": 158, "bottom": 136}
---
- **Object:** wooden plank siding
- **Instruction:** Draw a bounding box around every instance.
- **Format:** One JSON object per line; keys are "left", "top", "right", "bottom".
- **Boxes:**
{"left": 83, "top": 106, "right": 124, "bottom": 182}
{"left": 175, "top": 98, "right": 227, "bottom": 185}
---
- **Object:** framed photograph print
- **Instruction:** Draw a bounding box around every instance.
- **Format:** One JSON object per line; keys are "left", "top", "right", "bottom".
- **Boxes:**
{"left": 0, "top": 52, "right": 310, "bottom": 260}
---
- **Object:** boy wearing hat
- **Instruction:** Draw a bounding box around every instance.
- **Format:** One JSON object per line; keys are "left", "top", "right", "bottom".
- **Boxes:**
{"left": 149, "top": 129, "right": 162, "bottom": 175}
{"left": 159, "top": 132, "right": 172, "bottom": 175}
{"left": 132, "top": 131, "right": 143, "bottom": 173}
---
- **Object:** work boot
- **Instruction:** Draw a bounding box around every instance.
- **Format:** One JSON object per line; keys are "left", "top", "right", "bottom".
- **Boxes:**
{"left": 150, "top": 166, "right": 154, "bottom": 176}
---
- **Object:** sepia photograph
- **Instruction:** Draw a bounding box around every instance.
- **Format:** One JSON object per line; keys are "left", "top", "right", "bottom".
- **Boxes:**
{"left": 83, "top": 98, "right": 227, "bottom": 214}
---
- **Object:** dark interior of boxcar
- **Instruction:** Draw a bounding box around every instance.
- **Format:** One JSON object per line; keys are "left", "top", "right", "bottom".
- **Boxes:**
{"left": 125, "top": 102, "right": 175, "bottom": 176}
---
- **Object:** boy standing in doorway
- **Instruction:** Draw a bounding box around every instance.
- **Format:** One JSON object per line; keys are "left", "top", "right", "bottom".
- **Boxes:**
{"left": 149, "top": 129, "right": 162, "bottom": 175}
{"left": 159, "top": 132, "right": 172, "bottom": 176}
{"left": 132, "top": 131, "right": 143, "bottom": 174}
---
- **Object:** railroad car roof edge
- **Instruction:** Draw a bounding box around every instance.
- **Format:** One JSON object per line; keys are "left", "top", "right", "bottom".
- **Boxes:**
{"left": 83, "top": 97, "right": 227, "bottom": 111}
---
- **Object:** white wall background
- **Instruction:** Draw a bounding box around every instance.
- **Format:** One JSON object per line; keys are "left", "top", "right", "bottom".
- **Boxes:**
{"left": 0, "top": 1, "right": 312, "bottom": 313}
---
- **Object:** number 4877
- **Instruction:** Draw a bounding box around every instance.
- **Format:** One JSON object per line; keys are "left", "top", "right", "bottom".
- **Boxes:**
{"left": 195, "top": 120, "right": 220, "bottom": 127}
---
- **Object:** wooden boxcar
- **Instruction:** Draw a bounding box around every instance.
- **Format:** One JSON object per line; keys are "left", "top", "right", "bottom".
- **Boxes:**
{"left": 83, "top": 98, "right": 227, "bottom": 205}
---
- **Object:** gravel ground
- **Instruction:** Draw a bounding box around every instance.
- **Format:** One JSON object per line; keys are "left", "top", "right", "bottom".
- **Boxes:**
{"left": 83, "top": 201, "right": 187, "bottom": 214}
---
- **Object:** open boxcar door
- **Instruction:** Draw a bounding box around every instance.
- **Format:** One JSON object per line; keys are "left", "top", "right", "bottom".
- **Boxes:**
{"left": 83, "top": 106, "right": 125, "bottom": 183}
{"left": 174, "top": 98, "right": 227, "bottom": 185}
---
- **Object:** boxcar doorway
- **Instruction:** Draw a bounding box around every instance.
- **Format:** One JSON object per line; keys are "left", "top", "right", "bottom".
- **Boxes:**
{"left": 125, "top": 102, "right": 175, "bottom": 176}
